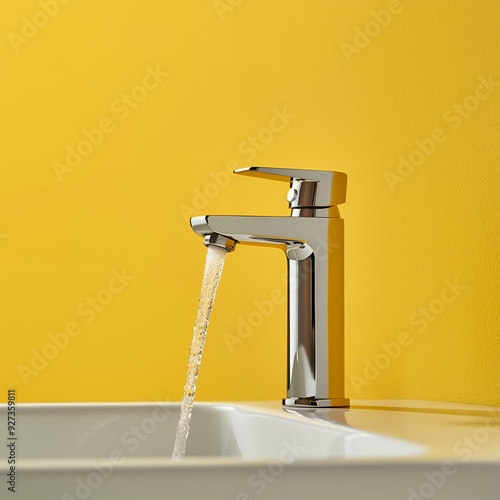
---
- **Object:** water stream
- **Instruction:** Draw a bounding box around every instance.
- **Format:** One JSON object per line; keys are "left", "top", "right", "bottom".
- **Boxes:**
{"left": 172, "top": 245, "right": 227, "bottom": 459}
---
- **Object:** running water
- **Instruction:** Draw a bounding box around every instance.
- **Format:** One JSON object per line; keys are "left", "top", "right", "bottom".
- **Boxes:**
{"left": 172, "top": 245, "right": 227, "bottom": 459}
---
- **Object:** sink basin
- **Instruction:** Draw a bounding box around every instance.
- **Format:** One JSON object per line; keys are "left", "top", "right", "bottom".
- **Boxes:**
{"left": 1, "top": 400, "right": 498, "bottom": 499}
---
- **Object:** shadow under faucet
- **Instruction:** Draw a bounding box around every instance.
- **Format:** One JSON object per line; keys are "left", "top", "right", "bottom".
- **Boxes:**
{"left": 190, "top": 166, "right": 349, "bottom": 408}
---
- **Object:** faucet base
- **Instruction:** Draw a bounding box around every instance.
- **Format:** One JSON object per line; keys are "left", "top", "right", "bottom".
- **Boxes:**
{"left": 283, "top": 397, "right": 350, "bottom": 408}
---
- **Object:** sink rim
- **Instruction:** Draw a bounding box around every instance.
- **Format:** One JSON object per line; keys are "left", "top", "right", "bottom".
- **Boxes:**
{"left": 1, "top": 399, "right": 499, "bottom": 470}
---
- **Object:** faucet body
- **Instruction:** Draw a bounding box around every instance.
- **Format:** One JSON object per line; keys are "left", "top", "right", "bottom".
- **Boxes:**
{"left": 190, "top": 167, "right": 349, "bottom": 408}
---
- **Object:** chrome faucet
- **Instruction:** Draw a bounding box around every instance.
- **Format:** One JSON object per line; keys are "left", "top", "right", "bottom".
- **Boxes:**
{"left": 190, "top": 166, "right": 349, "bottom": 408}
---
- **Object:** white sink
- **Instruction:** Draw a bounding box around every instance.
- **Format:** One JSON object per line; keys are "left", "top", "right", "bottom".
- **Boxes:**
{"left": 1, "top": 401, "right": 498, "bottom": 499}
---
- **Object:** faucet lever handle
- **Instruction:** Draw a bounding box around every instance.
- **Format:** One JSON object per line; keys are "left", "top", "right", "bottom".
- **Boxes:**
{"left": 234, "top": 166, "right": 347, "bottom": 208}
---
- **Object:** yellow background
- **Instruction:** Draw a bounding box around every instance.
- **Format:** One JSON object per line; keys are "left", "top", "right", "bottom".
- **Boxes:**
{"left": 1, "top": 0, "right": 498, "bottom": 406}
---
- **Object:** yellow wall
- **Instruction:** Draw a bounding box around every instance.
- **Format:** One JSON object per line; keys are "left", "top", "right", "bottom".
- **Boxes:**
{"left": 1, "top": 1, "right": 498, "bottom": 406}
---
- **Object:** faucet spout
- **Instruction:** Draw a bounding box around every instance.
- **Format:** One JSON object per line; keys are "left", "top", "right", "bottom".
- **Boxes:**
{"left": 191, "top": 215, "right": 314, "bottom": 255}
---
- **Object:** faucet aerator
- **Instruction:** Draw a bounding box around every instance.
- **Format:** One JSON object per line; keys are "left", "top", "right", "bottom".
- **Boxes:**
{"left": 203, "top": 233, "right": 237, "bottom": 252}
